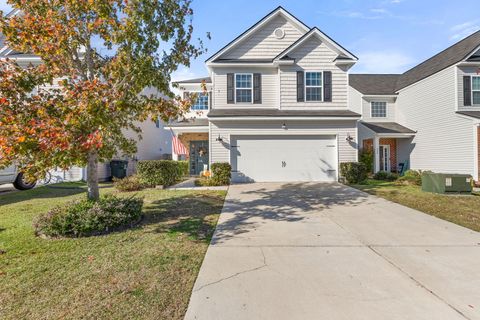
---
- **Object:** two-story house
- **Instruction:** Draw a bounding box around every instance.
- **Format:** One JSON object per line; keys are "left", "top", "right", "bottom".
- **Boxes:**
{"left": 173, "top": 7, "right": 361, "bottom": 182}
{"left": 174, "top": 6, "right": 480, "bottom": 183}
{"left": 351, "top": 31, "right": 480, "bottom": 181}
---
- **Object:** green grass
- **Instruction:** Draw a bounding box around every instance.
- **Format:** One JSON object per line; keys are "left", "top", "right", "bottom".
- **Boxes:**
{"left": 352, "top": 179, "right": 480, "bottom": 232}
{"left": 0, "top": 183, "right": 226, "bottom": 320}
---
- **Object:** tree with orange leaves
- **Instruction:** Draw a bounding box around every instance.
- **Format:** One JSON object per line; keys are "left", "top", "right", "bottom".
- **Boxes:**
{"left": 0, "top": 0, "right": 207, "bottom": 200}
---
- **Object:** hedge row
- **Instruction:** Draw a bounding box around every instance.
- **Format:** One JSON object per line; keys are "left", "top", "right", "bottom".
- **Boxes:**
{"left": 137, "top": 160, "right": 188, "bottom": 187}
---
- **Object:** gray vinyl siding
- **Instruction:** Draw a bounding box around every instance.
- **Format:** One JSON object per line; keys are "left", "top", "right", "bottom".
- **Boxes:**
{"left": 221, "top": 15, "right": 304, "bottom": 60}
{"left": 209, "top": 120, "right": 357, "bottom": 165}
{"left": 396, "top": 66, "right": 476, "bottom": 175}
{"left": 211, "top": 67, "right": 278, "bottom": 108}
{"left": 279, "top": 37, "right": 348, "bottom": 109}
{"left": 348, "top": 87, "right": 363, "bottom": 115}
{"left": 457, "top": 65, "right": 480, "bottom": 110}
{"left": 361, "top": 98, "right": 396, "bottom": 122}
{"left": 357, "top": 123, "right": 375, "bottom": 151}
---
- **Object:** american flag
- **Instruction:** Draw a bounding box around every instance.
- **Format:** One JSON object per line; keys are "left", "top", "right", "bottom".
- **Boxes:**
{"left": 171, "top": 130, "right": 188, "bottom": 155}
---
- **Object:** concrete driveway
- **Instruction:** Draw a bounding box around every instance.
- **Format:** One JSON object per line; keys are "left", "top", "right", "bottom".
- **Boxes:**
{"left": 185, "top": 182, "right": 480, "bottom": 320}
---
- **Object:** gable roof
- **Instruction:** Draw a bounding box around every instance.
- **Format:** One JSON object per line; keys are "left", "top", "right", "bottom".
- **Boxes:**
{"left": 349, "top": 74, "right": 401, "bottom": 95}
{"left": 205, "top": 6, "right": 309, "bottom": 63}
{"left": 395, "top": 30, "right": 480, "bottom": 91}
{"left": 274, "top": 27, "right": 358, "bottom": 61}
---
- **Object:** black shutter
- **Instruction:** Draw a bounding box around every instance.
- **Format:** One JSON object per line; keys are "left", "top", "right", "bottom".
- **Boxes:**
{"left": 464, "top": 76, "right": 472, "bottom": 106}
{"left": 297, "top": 71, "right": 304, "bottom": 102}
{"left": 208, "top": 91, "right": 212, "bottom": 109}
{"left": 253, "top": 73, "right": 262, "bottom": 104}
{"left": 323, "top": 71, "right": 332, "bottom": 102}
{"left": 227, "top": 73, "right": 234, "bottom": 104}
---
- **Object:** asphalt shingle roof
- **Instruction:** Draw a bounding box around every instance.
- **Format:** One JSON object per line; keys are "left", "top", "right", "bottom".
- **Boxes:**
{"left": 208, "top": 109, "right": 361, "bottom": 118}
{"left": 349, "top": 74, "right": 401, "bottom": 95}
{"left": 361, "top": 122, "right": 416, "bottom": 134}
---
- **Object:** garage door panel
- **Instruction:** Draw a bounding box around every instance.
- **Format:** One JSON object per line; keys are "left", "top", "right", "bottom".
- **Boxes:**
{"left": 231, "top": 135, "right": 337, "bottom": 182}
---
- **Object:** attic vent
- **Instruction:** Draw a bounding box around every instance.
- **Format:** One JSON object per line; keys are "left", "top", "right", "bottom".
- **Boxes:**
{"left": 274, "top": 28, "right": 285, "bottom": 39}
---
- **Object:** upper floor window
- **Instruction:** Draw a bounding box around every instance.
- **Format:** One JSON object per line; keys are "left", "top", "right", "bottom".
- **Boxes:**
{"left": 191, "top": 92, "right": 209, "bottom": 110}
{"left": 235, "top": 73, "right": 253, "bottom": 103}
{"left": 472, "top": 76, "right": 480, "bottom": 105}
{"left": 371, "top": 102, "right": 387, "bottom": 118}
{"left": 305, "top": 72, "right": 322, "bottom": 101}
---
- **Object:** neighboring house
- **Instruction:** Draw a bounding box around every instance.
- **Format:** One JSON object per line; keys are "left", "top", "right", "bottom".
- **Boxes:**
{"left": 351, "top": 31, "right": 480, "bottom": 181}
{"left": 173, "top": 6, "right": 480, "bottom": 182}
{"left": 0, "top": 9, "right": 172, "bottom": 182}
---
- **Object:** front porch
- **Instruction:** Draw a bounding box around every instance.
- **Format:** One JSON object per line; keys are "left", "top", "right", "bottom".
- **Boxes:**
{"left": 169, "top": 119, "right": 209, "bottom": 176}
{"left": 360, "top": 122, "right": 416, "bottom": 174}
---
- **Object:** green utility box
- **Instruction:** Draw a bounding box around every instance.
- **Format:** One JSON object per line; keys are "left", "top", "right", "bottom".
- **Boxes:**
{"left": 110, "top": 160, "right": 128, "bottom": 180}
{"left": 421, "top": 172, "right": 472, "bottom": 194}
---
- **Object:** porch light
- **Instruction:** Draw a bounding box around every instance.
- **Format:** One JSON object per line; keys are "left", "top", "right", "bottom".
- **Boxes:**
{"left": 346, "top": 134, "right": 354, "bottom": 142}
{"left": 216, "top": 135, "right": 223, "bottom": 142}
{"left": 282, "top": 123, "right": 287, "bottom": 130}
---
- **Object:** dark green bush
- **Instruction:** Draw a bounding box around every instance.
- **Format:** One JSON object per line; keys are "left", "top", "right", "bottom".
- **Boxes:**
{"left": 195, "top": 177, "right": 223, "bottom": 187}
{"left": 397, "top": 169, "right": 422, "bottom": 185}
{"left": 359, "top": 149, "right": 374, "bottom": 174}
{"left": 113, "top": 175, "right": 144, "bottom": 192}
{"left": 211, "top": 162, "right": 232, "bottom": 185}
{"left": 373, "top": 171, "right": 398, "bottom": 181}
{"left": 34, "top": 195, "right": 143, "bottom": 237}
{"left": 178, "top": 160, "right": 189, "bottom": 177}
{"left": 340, "top": 162, "right": 367, "bottom": 184}
{"left": 137, "top": 160, "right": 183, "bottom": 187}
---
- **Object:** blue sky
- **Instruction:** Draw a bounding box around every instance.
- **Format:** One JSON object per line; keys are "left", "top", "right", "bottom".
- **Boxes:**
{"left": 1, "top": 0, "right": 480, "bottom": 81}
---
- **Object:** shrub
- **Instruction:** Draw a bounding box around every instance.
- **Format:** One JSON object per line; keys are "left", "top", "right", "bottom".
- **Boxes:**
{"left": 178, "top": 160, "right": 189, "bottom": 177}
{"left": 359, "top": 149, "right": 374, "bottom": 174}
{"left": 113, "top": 175, "right": 144, "bottom": 192}
{"left": 340, "top": 162, "right": 367, "bottom": 184}
{"left": 373, "top": 171, "right": 398, "bottom": 181}
{"left": 34, "top": 195, "right": 143, "bottom": 237}
{"left": 397, "top": 169, "right": 422, "bottom": 186}
{"left": 195, "top": 177, "right": 223, "bottom": 187}
{"left": 137, "top": 160, "right": 183, "bottom": 187}
{"left": 211, "top": 162, "right": 232, "bottom": 185}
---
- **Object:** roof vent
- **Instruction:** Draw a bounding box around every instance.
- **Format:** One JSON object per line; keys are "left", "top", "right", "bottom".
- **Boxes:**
{"left": 274, "top": 28, "right": 285, "bottom": 39}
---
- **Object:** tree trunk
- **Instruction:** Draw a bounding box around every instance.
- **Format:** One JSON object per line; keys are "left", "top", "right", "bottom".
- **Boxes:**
{"left": 87, "top": 151, "right": 100, "bottom": 201}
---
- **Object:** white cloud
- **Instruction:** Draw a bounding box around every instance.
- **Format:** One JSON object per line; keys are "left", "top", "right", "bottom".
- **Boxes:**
{"left": 450, "top": 20, "right": 479, "bottom": 40}
{"left": 352, "top": 51, "right": 416, "bottom": 73}
{"left": 171, "top": 66, "right": 198, "bottom": 82}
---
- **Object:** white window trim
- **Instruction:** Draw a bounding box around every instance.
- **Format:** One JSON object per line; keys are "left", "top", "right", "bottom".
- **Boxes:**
{"left": 472, "top": 75, "right": 480, "bottom": 105}
{"left": 304, "top": 71, "right": 323, "bottom": 102}
{"left": 234, "top": 73, "right": 253, "bottom": 104}
{"left": 371, "top": 101, "right": 387, "bottom": 118}
{"left": 190, "top": 91, "right": 209, "bottom": 111}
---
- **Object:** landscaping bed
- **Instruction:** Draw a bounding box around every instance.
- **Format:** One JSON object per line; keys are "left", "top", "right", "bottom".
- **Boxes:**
{"left": 0, "top": 183, "right": 226, "bottom": 319}
{"left": 352, "top": 179, "right": 480, "bottom": 232}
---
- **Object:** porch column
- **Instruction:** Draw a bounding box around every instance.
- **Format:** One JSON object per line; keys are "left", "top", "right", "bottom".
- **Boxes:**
{"left": 373, "top": 135, "right": 380, "bottom": 173}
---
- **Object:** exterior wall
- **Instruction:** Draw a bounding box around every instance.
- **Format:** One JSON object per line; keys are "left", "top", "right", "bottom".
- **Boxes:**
{"left": 348, "top": 87, "right": 363, "bottom": 115}
{"left": 357, "top": 122, "right": 374, "bottom": 151}
{"left": 457, "top": 65, "right": 480, "bottom": 111}
{"left": 179, "top": 132, "right": 209, "bottom": 160}
{"left": 478, "top": 126, "right": 480, "bottom": 180}
{"left": 279, "top": 37, "right": 349, "bottom": 109}
{"left": 396, "top": 66, "right": 476, "bottom": 175}
{"left": 361, "top": 97, "right": 396, "bottom": 122}
{"left": 211, "top": 67, "right": 278, "bottom": 108}
{"left": 209, "top": 120, "right": 357, "bottom": 166}
{"left": 221, "top": 15, "right": 304, "bottom": 60}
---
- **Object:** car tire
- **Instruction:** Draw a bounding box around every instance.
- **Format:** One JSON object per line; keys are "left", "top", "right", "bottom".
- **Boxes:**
{"left": 13, "top": 173, "right": 37, "bottom": 190}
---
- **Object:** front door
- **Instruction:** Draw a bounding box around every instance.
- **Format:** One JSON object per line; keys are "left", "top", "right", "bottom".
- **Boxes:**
{"left": 379, "top": 145, "right": 391, "bottom": 172}
{"left": 190, "top": 141, "right": 209, "bottom": 175}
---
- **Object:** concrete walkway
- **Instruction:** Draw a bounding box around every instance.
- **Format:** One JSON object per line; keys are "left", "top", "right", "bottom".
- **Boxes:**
{"left": 185, "top": 182, "right": 480, "bottom": 320}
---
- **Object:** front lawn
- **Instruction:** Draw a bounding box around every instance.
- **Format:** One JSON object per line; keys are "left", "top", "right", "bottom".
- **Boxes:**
{"left": 0, "top": 183, "right": 226, "bottom": 319}
{"left": 352, "top": 179, "right": 480, "bottom": 232}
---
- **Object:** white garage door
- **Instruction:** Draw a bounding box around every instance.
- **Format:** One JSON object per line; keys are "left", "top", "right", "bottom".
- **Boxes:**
{"left": 231, "top": 135, "right": 337, "bottom": 182}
